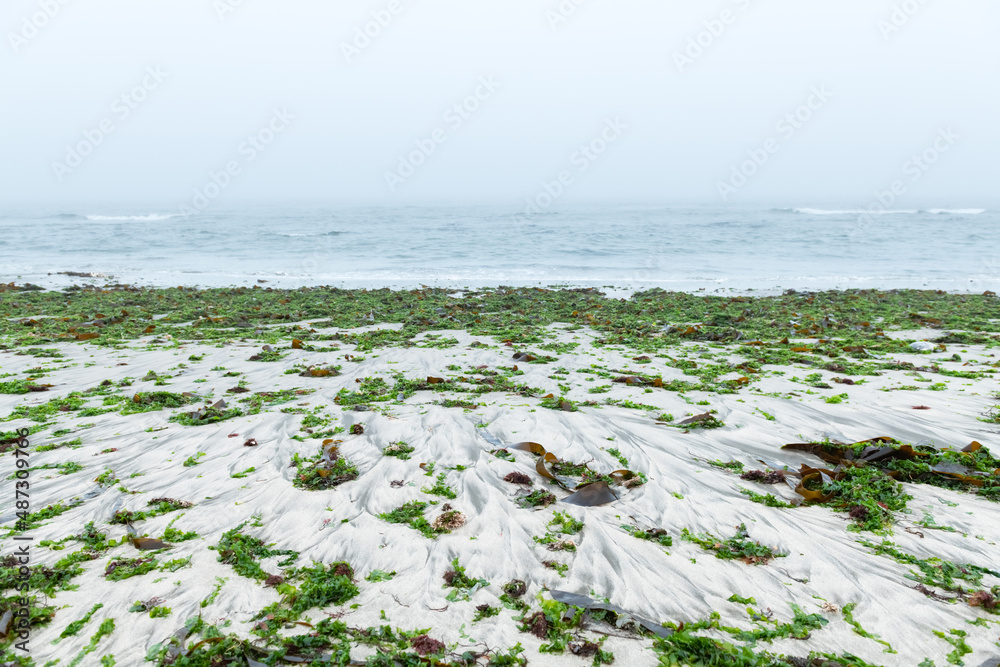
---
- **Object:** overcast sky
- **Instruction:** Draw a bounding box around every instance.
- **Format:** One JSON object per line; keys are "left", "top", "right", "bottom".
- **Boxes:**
{"left": 1, "top": 0, "right": 997, "bottom": 208}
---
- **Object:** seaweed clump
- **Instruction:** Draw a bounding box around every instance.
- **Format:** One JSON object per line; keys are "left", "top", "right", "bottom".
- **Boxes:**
{"left": 378, "top": 501, "right": 452, "bottom": 539}
{"left": 291, "top": 442, "right": 358, "bottom": 490}
{"left": 681, "top": 523, "right": 787, "bottom": 565}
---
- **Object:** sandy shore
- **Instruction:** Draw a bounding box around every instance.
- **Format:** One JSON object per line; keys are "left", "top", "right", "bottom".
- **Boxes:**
{"left": 1, "top": 286, "right": 999, "bottom": 666}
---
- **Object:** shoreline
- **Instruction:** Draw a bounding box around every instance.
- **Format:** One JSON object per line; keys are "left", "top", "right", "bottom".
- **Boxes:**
{"left": 1, "top": 285, "right": 999, "bottom": 666}
{"left": 5, "top": 274, "right": 1000, "bottom": 299}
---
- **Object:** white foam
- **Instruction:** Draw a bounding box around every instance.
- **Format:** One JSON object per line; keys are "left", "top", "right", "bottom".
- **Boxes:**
{"left": 274, "top": 231, "right": 344, "bottom": 237}
{"left": 793, "top": 207, "right": 985, "bottom": 216}
{"left": 793, "top": 208, "right": 918, "bottom": 215}
{"left": 85, "top": 213, "right": 184, "bottom": 221}
{"left": 925, "top": 208, "right": 986, "bottom": 215}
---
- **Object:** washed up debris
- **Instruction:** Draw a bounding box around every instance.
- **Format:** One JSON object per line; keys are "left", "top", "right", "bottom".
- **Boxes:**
{"left": 562, "top": 481, "right": 618, "bottom": 507}
{"left": 550, "top": 590, "right": 672, "bottom": 638}
{"left": 174, "top": 398, "right": 240, "bottom": 425}
{"left": 130, "top": 537, "right": 173, "bottom": 551}
{"left": 500, "top": 441, "right": 639, "bottom": 506}
{"left": 129, "top": 597, "right": 165, "bottom": 613}
{"left": 504, "top": 471, "right": 533, "bottom": 485}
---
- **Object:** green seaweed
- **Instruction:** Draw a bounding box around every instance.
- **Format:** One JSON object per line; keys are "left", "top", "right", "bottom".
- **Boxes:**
{"left": 285, "top": 561, "right": 359, "bottom": 613}
{"left": 421, "top": 472, "right": 457, "bottom": 499}
{"left": 739, "top": 487, "right": 794, "bottom": 508}
{"left": 57, "top": 603, "right": 104, "bottom": 641}
{"left": 842, "top": 602, "right": 896, "bottom": 653}
{"left": 622, "top": 524, "right": 673, "bottom": 547}
{"left": 443, "top": 558, "right": 490, "bottom": 602}
{"left": 291, "top": 445, "right": 359, "bottom": 490}
{"left": 111, "top": 498, "right": 192, "bottom": 525}
{"left": 534, "top": 512, "right": 584, "bottom": 551}
{"left": 213, "top": 522, "right": 298, "bottom": 581}
{"left": 378, "top": 501, "right": 448, "bottom": 539}
{"left": 681, "top": 523, "right": 787, "bottom": 564}
{"left": 383, "top": 441, "right": 415, "bottom": 460}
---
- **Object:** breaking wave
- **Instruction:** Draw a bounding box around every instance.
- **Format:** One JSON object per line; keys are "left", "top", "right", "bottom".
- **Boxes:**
{"left": 85, "top": 214, "right": 185, "bottom": 221}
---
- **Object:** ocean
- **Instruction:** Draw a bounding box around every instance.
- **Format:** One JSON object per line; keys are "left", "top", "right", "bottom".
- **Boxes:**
{"left": 1, "top": 205, "right": 995, "bottom": 293}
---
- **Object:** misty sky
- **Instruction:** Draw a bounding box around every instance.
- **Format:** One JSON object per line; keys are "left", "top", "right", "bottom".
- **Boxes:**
{"left": 1, "top": 0, "right": 997, "bottom": 208}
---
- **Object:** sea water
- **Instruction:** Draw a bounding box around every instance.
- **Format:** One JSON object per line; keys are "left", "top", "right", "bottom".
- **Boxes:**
{"left": 0, "top": 205, "right": 994, "bottom": 293}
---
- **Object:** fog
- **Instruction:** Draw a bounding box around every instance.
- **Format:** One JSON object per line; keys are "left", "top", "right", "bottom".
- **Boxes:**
{"left": 1, "top": 0, "right": 997, "bottom": 208}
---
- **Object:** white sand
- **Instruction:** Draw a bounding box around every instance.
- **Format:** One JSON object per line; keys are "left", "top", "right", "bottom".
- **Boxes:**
{"left": 2, "top": 321, "right": 999, "bottom": 666}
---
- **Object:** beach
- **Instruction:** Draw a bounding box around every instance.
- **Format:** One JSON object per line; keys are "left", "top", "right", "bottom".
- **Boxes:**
{"left": 6, "top": 0, "right": 998, "bottom": 663}
{"left": 2, "top": 284, "right": 999, "bottom": 666}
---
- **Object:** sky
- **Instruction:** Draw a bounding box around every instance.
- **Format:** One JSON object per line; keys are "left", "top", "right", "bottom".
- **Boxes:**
{"left": 1, "top": 0, "right": 997, "bottom": 208}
